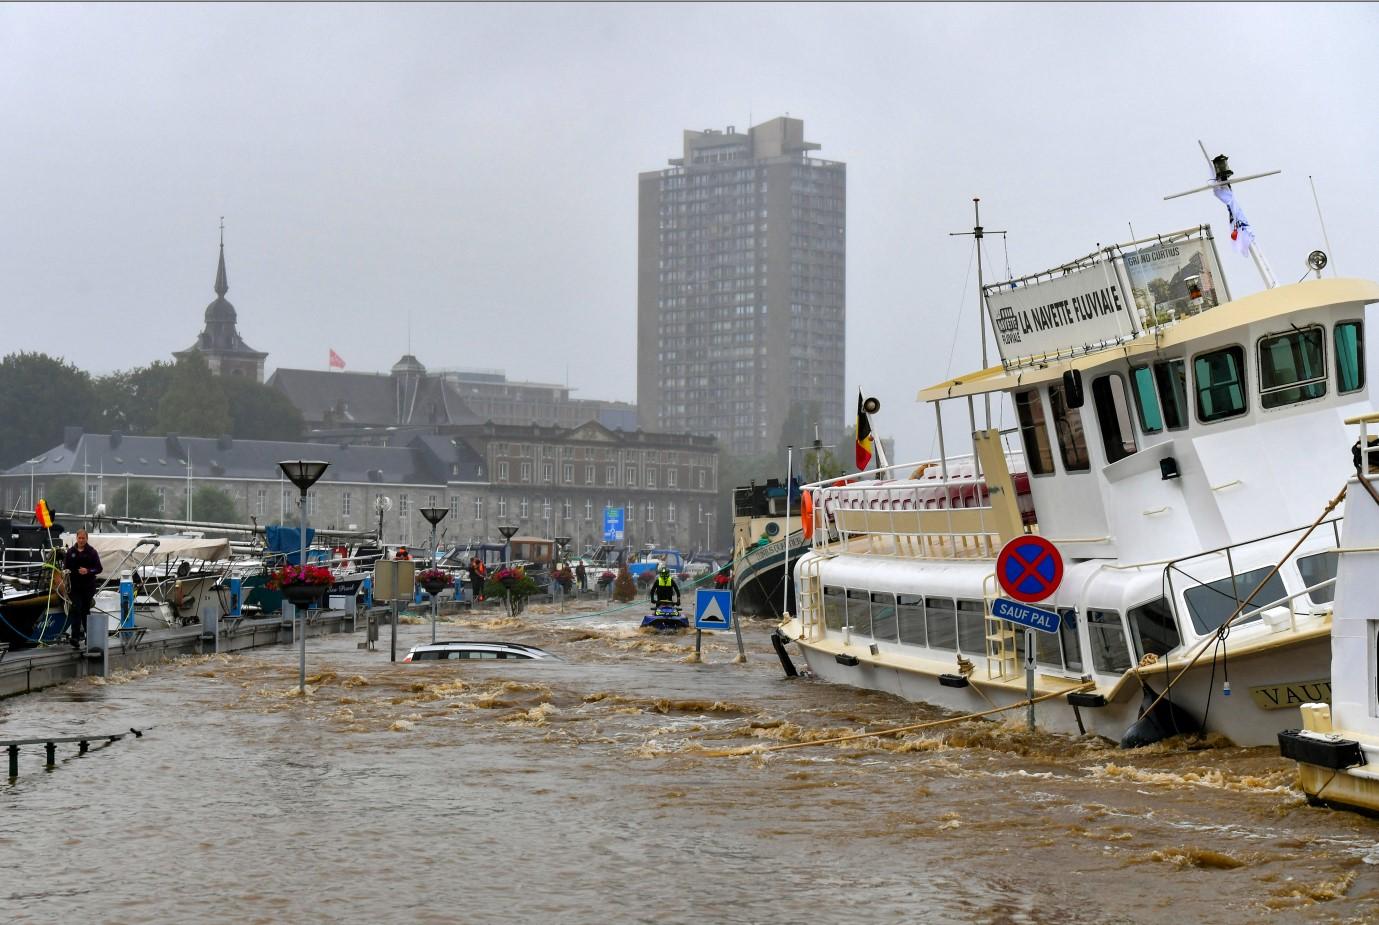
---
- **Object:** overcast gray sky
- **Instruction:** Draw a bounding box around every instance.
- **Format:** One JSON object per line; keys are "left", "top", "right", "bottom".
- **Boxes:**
{"left": 3, "top": 3, "right": 1376, "bottom": 459}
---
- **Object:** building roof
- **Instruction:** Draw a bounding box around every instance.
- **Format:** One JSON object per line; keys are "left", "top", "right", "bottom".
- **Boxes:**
{"left": 5, "top": 432, "right": 481, "bottom": 487}
{"left": 267, "top": 366, "right": 481, "bottom": 427}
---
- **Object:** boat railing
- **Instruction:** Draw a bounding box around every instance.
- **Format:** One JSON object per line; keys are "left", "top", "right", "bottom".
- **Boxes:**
{"left": 803, "top": 451, "right": 1031, "bottom": 561}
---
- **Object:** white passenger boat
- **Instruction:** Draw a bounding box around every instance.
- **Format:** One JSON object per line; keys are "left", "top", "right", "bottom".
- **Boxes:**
{"left": 781, "top": 174, "right": 1379, "bottom": 747}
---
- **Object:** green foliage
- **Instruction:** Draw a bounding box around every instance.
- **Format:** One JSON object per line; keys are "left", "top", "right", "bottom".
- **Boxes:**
{"left": 611, "top": 566, "right": 637, "bottom": 603}
{"left": 157, "top": 354, "right": 231, "bottom": 435}
{"left": 110, "top": 482, "right": 162, "bottom": 518}
{"left": 221, "top": 376, "right": 304, "bottom": 441}
{"left": 192, "top": 485, "right": 239, "bottom": 523}
{"left": 44, "top": 477, "right": 85, "bottom": 515}
{"left": 0, "top": 352, "right": 98, "bottom": 469}
{"left": 96, "top": 362, "right": 175, "bottom": 434}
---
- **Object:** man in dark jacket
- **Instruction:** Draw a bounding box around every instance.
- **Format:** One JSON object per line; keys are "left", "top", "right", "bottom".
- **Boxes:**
{"left": 64, "top": 529, "right": 102, "bottom": 649}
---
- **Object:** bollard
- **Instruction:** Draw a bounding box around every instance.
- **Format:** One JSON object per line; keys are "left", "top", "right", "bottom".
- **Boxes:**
{"left": 87, "top": 601, "right": 110, "bottom": 677}
{"left": 361, "top": 576, "right": 373, "bottom": 610}
{"left": 7, "top": 744, "right": 17, "bottom": 778}
{"left": 118, "top": 571, "right": 136, "bottom": 630}
{"left": 44, "top": 742, "right": 56, "bottom": 767}
{"left": 200, "top": 597, "right": 220, "bottom": 653}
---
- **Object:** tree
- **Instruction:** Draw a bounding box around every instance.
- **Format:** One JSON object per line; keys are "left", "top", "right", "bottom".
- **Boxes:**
{"left": 110, "top": 482, "right": 161, "bottom": 518}
{"left": 221, "top": 377, "right": 304, "bottom": 441}
{"left": 44, "top": 477, "right": 84, "bottom": 515}
{"left": 0, "top": 352, "right": 98, "bottom": 469}
{"left": 611, "top": 565, "right": 637, "bottom": 603}
{"left": 157, "top": 354, "right": 231, "bottom": 436}
{"left": 96, "top": 362, "right": 175, "bottom": 434}
{"left": 192, "top": 485, "right": 239, "bottom": 524}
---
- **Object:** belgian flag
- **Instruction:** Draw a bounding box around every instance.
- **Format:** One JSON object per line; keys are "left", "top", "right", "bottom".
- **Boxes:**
{"left": 855, "top": 391, "right": 874, "bottom": 471}
{"left": 35, "top": 498, "right": 53, "bottom": 529}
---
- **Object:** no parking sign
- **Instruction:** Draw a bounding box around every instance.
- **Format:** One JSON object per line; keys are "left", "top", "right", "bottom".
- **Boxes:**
{"left": 996, "top": 535, "right": 1063, "bottom": 603}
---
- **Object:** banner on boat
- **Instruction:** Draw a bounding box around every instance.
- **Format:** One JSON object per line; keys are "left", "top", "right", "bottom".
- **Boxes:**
{"left": 984, "top": 260, "right": 1137, "bottom": 367}
{"left": 984, "top": 226, "right": 1226, "bottom": 369}
{"left": 1121, "top": 236, "right": 1225, "bottom": 327}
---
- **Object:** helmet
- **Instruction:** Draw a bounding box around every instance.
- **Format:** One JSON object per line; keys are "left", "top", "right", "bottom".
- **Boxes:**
{"left": 658, "top": 565, "right": 671, "bottom": 576}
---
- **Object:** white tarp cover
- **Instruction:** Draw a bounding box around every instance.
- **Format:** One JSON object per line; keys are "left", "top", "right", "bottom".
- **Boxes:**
{"left": 984, "top": 259, "right": 1136, "bottom": 366}
{"left": 60, "top": 533, "right": 232, "bottom": 578}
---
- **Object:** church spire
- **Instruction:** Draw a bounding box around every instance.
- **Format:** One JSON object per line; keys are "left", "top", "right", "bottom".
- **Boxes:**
{"left": 214, "top": 217, "right": 228, "bottom": 297}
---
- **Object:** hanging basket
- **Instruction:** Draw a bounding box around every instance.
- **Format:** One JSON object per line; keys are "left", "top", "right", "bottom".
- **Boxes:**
{"left": 420, "top": 578, "right": 450, "bottom": 596}
{"left": 281, "top": 584, "right": 328, "bottom": 608}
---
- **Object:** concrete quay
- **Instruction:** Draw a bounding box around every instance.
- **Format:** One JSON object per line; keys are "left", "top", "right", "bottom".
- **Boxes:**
{"left": 0, "top": 607, "right": 391, "bottom": 700}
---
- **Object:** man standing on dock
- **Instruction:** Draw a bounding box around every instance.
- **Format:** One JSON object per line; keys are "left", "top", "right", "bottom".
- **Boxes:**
{"left": 64, "top": 529, "right": 102, "bottom": 650}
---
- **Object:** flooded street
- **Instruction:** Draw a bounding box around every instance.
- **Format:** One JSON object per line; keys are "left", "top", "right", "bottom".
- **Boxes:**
{"left": 4, "top": 604, "right": 1379, "bottom": 924}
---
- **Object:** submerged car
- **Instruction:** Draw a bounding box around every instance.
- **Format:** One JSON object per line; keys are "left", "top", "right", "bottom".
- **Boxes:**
{"left": 402, "top": 640, "right": 559, "bottom": 662}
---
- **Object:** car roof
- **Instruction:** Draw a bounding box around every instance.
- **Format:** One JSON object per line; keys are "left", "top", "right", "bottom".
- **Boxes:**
{"left": 407, "top": 640, "right": 554, "bottom": 656}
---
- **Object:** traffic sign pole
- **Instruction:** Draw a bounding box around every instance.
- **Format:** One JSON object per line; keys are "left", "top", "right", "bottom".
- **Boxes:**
{"left": 731, "top": 596, "right": 746, "bottom": 663}
{"left": 1025, "top": 628, "right": 1036, "bottom": 731}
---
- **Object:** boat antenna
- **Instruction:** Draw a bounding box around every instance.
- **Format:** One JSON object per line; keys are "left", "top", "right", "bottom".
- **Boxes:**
{"left": 950, "top": 198, "right": 1005, "bottom": 428}
{"left": 1308, "top": 175, "right": 1336, "bottom": 275}
{"left": 1164, "top": 141, "right": 1280, "bottom": 289}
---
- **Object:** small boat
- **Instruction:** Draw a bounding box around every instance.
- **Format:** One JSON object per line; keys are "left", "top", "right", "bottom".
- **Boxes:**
{"left": 731, "top": 478, "right": 803, "bottom": 618}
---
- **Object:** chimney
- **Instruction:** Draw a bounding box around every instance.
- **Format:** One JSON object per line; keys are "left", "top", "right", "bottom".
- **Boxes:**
{"left": 63, "top": 426, "right": 83, "bottom": 451}
{"left": 216, "top": 434, "right": 233, "bottom": 451}
{"left": 109, "top": 431, "right": 123, "bottom": 449}
{"left": 165, "top": 434, "right": 184, "bottom": 460}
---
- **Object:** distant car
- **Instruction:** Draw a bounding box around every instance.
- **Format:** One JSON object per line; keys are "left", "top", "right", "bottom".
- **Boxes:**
{"left": 402, "top": 641, "right": 559, "bottom": 662}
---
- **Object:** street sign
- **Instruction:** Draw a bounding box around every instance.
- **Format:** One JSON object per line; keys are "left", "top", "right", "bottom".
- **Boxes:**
{"left": 694, "top": 589, "right": 733, "bottom": 630}
{"left": 992, "top": 597, "right": 1061, "bottom": 634}
{"left": 603, "top": 507, "right": 625, "bottom": 543}
{"left": 996, "top": 535, "right": 1064, "bottom": 603}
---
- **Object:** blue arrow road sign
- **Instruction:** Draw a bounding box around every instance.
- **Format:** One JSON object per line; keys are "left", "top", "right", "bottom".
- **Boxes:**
{"left": 992, "top": 597, "right": 1061, "bottom": 634}
{"left": 694, "top": 589, "right": 733, "bottom": 630}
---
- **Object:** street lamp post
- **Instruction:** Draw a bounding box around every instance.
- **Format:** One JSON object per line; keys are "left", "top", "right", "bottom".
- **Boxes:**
{"left": 278, "top": 460, "right": 330, "bottom": 694}
{"left": 554, "top": 534, "right": 571, "bottom": 610}
{"left": 419, "top": 506, "right": 449, "bottom": 644}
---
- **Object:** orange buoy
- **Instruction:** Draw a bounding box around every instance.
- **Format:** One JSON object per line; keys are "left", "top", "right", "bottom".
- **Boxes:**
{"left": 801, "top": 489, "right": 815, "bottom": 541}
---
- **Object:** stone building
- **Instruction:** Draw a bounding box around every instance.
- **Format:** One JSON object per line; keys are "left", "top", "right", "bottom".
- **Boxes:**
{"left": 637, "top": 116, "right": 846, "bottom": 456}
{"left": 5, "top": 424, "right": 719, "bottom": 552}
{"left": 173, "top": 232, "right": 268, "bottom": 381}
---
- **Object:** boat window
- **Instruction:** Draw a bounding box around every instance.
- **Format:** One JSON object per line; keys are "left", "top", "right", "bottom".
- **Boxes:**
{"left": 1182, "top": 566, "right": 1285, "bottom": 634}
{"left": 1298, "top": 551, "right": 1338, "bottom": 605}
{"left": 1014, "top": 390, "right": 1055, "bottom": 476}
{"left": 956, "top": 599, "right": 986, "bottom": 655}
{"left": 1047, "top": 383, "right": 1090, "bottom": 472}
{"left": 1336, "top": 321, "right": 1365, "bottom": 394}
{"left": 1129, "top": 366, "right": 1162, "bottom": 434}
{"left": 870, "top": 591, "right": 898, "bottom": 642}
{"left": 1153, "top": 359, "right": 1189, "bottom": 430}
{"left": 1091, "top": 373, "right": 1138, "bottom": 463}
{"left": 925, "top": 596, "right": 956, "bottom": 650}
{"left": 1193, "top": 345, "right": 1248, "bottom": 423}
{"left": 1127, "top": 597, "right": 1181, "bottom": 660}
{"left": 823, "top": 586, "right": 845, "bottom": 631}
{"left": 1058, "top": 607, "right": 1082, "bottom": 672}
{"left": 1035, "top": 619, "right": 1063, "bottom": 669}
{"left": 1258, "top": 326, "right": 1326, "bottom": 409}
{"left": 846, "top": 588, "right": 872, "bottom": 637}
{"left": 896, "top": 594, "right": 925, "bottom": 646}
{"left": 1086, "top": 609, "right": 1132, "bottom": 674}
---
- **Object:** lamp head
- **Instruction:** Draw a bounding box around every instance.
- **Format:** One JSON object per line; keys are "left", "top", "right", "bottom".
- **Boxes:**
{"left": 1211, "top": 154, "right": 1233, "bottom": 183}
{"left": 419, "top": 506, "right": 449, "bottom": 527}
{"left": 497, "top": 524, "right": 519, "bottom": 541}
{"left": 1307, "top": 250, "right": 1328, "bottom": 273}
{"left": 278, "top": 460, "right": 330, "bottom": 492}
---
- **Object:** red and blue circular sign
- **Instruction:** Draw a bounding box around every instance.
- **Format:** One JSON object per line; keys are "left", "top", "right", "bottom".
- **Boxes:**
{"left": 996, "top": 536, "right": 1064, "bottom": 604}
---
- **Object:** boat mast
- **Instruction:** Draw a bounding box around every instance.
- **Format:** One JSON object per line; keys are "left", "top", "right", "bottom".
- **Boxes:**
{"left": 950, "top": 199, "right": 1005, "bottom": 429}
{"left": 1164, "top": 142, "right": 1280, "bottom": 290}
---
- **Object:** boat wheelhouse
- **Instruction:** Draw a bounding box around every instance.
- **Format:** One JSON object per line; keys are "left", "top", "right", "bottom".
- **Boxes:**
{"left": 783, "top": 222, "right": 1379, "bottom": 746}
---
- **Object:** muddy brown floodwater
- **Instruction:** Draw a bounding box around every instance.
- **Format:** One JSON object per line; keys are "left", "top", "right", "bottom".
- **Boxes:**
{"left": 3, "top": 601, "right": 1379, "bottom": 924}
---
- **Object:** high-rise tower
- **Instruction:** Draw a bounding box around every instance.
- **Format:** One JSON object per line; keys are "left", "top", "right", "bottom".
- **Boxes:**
{"left": 637, "top": 117, "right": 846, "bottom": 457}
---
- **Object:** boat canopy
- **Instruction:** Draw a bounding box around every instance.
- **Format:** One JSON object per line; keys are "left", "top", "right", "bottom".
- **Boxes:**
{"left": 917, "top": 277, "right": 1379, "bottom": 403}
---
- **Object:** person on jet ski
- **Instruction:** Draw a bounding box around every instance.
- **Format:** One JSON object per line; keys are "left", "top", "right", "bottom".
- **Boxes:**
{"left": 649, "top": 565, "right": 680, "bottom": 607}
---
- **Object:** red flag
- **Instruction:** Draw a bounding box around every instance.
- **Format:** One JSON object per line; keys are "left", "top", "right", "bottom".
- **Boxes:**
{"left": 329, "top": 349, "right": 346, "bottom": 370}
{"left": 35, "top": 499, "right": 53, "bottom": 529}
{"left": 855, "top": 391, "right": 874, "bottom": 471}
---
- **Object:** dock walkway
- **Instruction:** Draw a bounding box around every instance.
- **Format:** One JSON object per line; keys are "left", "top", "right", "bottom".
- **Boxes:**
{"left": 0, "top": 607, "right": 392, "bottom": 699}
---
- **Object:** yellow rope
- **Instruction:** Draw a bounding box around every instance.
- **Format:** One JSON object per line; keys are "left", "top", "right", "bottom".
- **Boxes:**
{"left": 706, "top": 682, "right": 1093, "bottom": 757}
